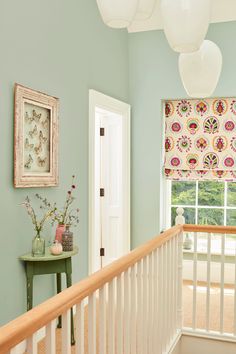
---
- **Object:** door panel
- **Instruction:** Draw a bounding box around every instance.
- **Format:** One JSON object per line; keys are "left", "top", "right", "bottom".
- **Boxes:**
{"left": 100, "top": 113, "right": 125, "bottom": 267}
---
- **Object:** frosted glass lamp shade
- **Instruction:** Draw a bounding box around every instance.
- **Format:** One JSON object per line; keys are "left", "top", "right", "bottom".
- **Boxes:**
{"left": 96, "top": 0, "right": 138, "bottom": 28}
{"left": 161, "top": 0, "right": 211, "bottom": 53}
{"left": 179, "top": 40, "right": 222, "bottom": 98}
{"left": 134, "top": 0, "right": 157, "bottom": 21}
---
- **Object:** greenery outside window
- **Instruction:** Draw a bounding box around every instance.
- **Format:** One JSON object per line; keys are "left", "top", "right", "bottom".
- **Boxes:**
{"left": 171, "top": 181, "right": 236, "bottom": 227}
{"left": 170, "top": 180, "right": 236, "bottom": 255}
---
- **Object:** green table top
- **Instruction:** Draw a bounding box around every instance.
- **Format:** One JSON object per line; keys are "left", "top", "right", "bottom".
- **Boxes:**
{"left": 19, "top": 246, "right": 78, "bottom": 262}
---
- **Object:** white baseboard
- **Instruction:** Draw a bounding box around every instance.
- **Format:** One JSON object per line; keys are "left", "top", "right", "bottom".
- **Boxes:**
{"left": 180, "top": 333, "right": 236, "bottom": 354}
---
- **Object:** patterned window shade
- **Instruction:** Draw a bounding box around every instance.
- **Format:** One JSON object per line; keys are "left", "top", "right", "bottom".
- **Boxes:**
{"left": 164, "top": 98, "right": 236, "bottom": 181}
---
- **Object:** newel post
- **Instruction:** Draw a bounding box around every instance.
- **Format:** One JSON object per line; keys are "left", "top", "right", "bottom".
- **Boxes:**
{"left": 175, "top": 207, "right": 184, "bottom": 331}
{"left": 175, "top": 207, "right": 185, "bottom": 226}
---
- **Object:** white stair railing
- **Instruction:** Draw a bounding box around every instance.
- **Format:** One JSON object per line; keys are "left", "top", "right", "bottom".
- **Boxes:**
{"left": 0, "top": 225, "right": 183, "bottom": 354}
{"left": 183, "top": 224, "right": 236, "bottom": 342}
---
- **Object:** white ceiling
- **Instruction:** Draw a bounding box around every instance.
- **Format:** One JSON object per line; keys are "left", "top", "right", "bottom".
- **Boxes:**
{"left": 128, "top": 0, "right": 236, "bottom": 33}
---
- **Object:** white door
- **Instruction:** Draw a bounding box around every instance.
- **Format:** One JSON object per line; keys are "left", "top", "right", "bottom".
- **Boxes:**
{"left": 89, "top": 90, "right": 130, "bottom": 273}
{"left": 100, "top": 113, "right": 126, "bottom": 267}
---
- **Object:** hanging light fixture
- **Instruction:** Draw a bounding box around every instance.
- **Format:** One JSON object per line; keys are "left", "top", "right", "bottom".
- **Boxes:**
{"left": 133, "top": 0, "right": 157, "bottom": 21}
{"left": 161, "top": 0, "right": 211, "bottom": 53}
{"left": 96, "top": 0, "right": 139, "bottom": 29}
{"left": 178, "top": 40, "right": 222, "bottom": 98}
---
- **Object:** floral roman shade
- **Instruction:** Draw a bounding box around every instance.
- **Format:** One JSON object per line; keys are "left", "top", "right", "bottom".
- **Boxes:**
{"left": 164, "top": 98, "right": 236, "bottom": 181}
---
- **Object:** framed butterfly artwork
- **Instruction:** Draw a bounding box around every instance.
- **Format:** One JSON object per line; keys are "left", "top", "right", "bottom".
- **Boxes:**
{"left": 14, "top": 84, "right": 59, "bottom": 188}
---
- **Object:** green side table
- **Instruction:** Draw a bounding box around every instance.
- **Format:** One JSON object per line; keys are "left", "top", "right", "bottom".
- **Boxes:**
{"left": 19, "top": 246, "right": 78, "bottom": 345}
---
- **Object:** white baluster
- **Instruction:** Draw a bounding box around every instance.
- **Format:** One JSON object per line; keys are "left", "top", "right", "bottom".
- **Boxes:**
{"left": 137, "top": 260, "right": 143, "bottom": 354}
{"left": 234, "top": 244, "right": 236, "bottom": 336}
{"left": 192, "top": 232, "right": 198, "bottom": 330}
{"left": 62, "top": 310, "right": 71, "bottom": 354}
{"left": 142, "top": 257, "right": 148, "bottom": 354}
{"left": 176, "top": 208, "right": 184, "bottom": 334}
{"left": 124, "top": 268, "right": 131, "bottom": 354}
{"left": 108, "top": 279, "right": 115, "bottom": 354}
{"left": 163, "top": 243, "right": 168, "bottom": 351}
{"left": 27, "top": 332, "right": 37, "bottom": 354}
{"left": 116, "top": 274, "right": 123, "bottom": 354}
{"left": 46, "top": 320, "right": 56, "bottom": 354}
{"left": 153, "top": 249, "right": 160, "bottom": 354}
{"left": 99, "top": 286, "right": 106, "bottom": 354}
{"left": 169, "top": 238, "right": 174, "bottom": 342}
{"left": 177, "top": 231, "right": 183, "bottom": 331}
{"left": 88, "top": 293, "right": 96, "bottom": 354}
{"left": 174, "top": 235, "right": 178, "bottom": 333}
{"left": 206, "top": 233, "right": 212, "bottom": 331}
{"left": 131, "top": 265, "right": 137, "bottom": 354}
{"left": 75, "top": 300, "right": 84, "bottom": 354}
{"left": 159, "top": 246, "right": 164, "bottom": 354}
{"left": 220, "top": 234, "right": 225, "bottom": 334}
{"left": 166, "top": 241, "right": 173, "bottom": 346}
{"left": 148, "top": 253, "right": 153, "bottom": 354}
{"left": 9, "top": 348, "right": 18, "bottom": 354}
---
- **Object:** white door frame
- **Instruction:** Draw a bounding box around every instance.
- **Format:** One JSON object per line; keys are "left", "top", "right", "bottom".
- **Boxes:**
{"left": 89, "top": 89, "right": 131, "bottom": 275}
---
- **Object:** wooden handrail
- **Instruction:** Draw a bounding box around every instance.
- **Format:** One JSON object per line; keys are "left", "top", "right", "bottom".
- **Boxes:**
{"left": 0, "top": 225, "right": 182, "bottom": 353}
{"left": 183, "top": 224, "right": 236, "bottom": 235}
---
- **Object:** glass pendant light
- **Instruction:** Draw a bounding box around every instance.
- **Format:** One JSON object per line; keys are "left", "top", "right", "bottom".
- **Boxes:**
{"left": 178, "top": 40, "right": 222, "bottom": 98}
{"left": 96, "top": 0, "right": 139, "bottom": 28}
{"left": 161, "top": 0, "right": 211, "bottom": 53}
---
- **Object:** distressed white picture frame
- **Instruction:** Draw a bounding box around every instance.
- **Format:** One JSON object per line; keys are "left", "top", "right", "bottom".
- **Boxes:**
{"left": 14, "top": 84, "right": 59, "bottom": 188}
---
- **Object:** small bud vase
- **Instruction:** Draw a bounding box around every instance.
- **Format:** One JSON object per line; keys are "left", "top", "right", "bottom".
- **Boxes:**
{"left": 183, "top": 233, "right": 192, "bottom": 250}
{"left": 55, "top": 224, "right": 65, "bottom": 243}
{"left": 50, "top": 240, "right": 63, "bottom": 255}
{"left": 62, "top": 225, "right": 73, "bottom": 251}
{"left": 32, "top": 232, "right": 45, "bottom": 257}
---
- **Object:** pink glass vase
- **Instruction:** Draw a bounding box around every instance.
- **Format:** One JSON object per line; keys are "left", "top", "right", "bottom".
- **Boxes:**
{"left": 55, "top": 224, "right": 65, "bottom": 243}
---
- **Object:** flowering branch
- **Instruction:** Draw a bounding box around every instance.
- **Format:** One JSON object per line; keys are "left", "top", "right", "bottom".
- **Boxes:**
{"left": 51, "top": 176, "right": 80, "bottom": 227}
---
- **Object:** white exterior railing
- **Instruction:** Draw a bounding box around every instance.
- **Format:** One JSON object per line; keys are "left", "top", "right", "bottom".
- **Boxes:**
{"left": 0, "top": 226, "right": 183, "bottom": 354}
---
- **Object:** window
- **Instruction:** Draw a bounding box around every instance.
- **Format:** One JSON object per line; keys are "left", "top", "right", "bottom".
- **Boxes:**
{"left": 170, "top": 180, "right": 236, "bottom": 227}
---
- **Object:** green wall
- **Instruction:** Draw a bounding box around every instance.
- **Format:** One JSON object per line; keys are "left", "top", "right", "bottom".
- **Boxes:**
{"left": 0, "top": 0, "right": 129, "bottom": 325}
{"left": 1, "top": 0, "right": 236, "bottom": 327}
{"left": 128, "top": 21, "right": 236, "bottom": 248}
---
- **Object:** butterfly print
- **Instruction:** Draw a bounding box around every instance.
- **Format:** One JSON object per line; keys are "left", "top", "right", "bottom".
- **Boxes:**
{"left": 41, "top": 118, "right": 49, "bottom": 129}
{"left": 28, "top": 125, "right": 37, "bottom": 138}
{"left": 24, "top": 138, "right": 34, "bottom": 151}
{"left": 34, "top": 141, "right": 42, "bottom": 155}
{"left": 32, "top": 110, "right": 42, "bottom": 122}
{"left": 39, "top": 130, "right": 47, "bottom": 143}
{"left": 37, "top": 156, "right": 47, "bottom": 167}
{"left": 25, "top": 111, "right": 34, "bottom": 124}
{"left": 24, "top": 154, "right": 33, "bottom": 169}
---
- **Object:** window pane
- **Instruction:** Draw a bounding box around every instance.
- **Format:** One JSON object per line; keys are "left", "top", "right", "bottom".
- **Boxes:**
{"left": 198, "top": 181, "right": 224, "bottom": 206}
{"left": 171, "top": 181, "right": 196, "bottom": 206}
{"left": 227, "top": 183, "right": 236, "bottom": 207}
{"left": 171, "top": 207, "right": 195, "bottom": 226}
{"left": 227, "top": 210, "right": 236, "bottom": 226}
{"left": 198, "top": 208, "right": 224, "bottom": 225}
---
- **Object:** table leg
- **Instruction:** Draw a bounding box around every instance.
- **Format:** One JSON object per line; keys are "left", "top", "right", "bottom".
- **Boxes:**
{"left": 56, "top": 273, "right": 62, "bottom": 328}
{"left": 66, "top": 272, "right": 75, "bottom": 345}
{"left": 26, "top": 275, "right": 33, "bottom": 311}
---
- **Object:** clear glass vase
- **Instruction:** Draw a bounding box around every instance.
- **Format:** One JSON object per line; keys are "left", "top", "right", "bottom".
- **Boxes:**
{"left": 32, "top": 232, "right": 45, "bottom": 257}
